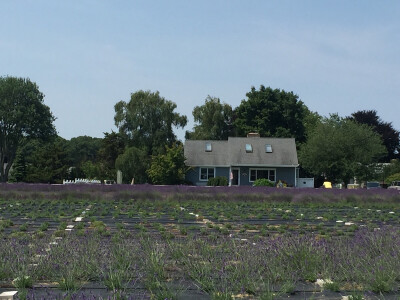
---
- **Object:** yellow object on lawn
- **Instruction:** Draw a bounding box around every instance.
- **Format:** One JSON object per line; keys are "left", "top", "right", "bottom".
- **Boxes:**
{"left": 322, "top": 181, "right": 332, "bottom": 188}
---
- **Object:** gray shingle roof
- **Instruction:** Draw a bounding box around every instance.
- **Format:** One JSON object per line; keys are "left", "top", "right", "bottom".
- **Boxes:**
{"left": 184, "top": 137, "right": 298, "bottom": 167}
{"left": 184, "top": 140, "right": 229, "bottom": 166}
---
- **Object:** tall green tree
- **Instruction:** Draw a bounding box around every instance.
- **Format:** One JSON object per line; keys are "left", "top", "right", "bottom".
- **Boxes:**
{"left": 96, "top": 131, "right": 126, "bottom": 180}
{"left": 234, "top": 86, "right": 308, "bottom": 142}
{"left": 21, "top": 137, "right": 69, "bottom": 184}
{"left": 115, "top": 146, "right": 149, "bottom": 184}
{"left": 349, "top": 110, "right": 400, "bottom": 161}
{"left": 8, "top": 148, "right": 27, "bottom": 182}
{"left": 185, "top": 96, "right": 233, "bottom": 140}
{"left": 299, "top": 115, "right": 386, "bottom": 184}
{"left": 66, "top": 136, "right": 102, "bottom": 167}
{"left": 147, "top": 143, "right": 188, "bottom": 185}
{"left": 0, "top": 76, "right": 56, "bottom": 182}
{"left": 114, "top": 90, "right": 187, "bottom": 155}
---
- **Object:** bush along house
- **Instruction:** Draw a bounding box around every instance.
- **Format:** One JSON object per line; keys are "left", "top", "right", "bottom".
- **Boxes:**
{"left": 184, "top": 133, "right": 299, "bottom": 186}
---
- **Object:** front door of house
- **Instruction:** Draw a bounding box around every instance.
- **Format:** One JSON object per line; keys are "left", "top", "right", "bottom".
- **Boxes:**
{"left": 231, "top": 168, "right": 239, "bottom": 186}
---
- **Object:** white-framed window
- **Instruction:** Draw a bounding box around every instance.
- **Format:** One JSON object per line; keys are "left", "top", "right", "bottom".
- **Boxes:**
{"left": 249, "top": 168, "right": 276, "bottom": 182}
{"left": 200, "top": 167, "right": 215, "bottom": 181}
{"left": 265, "top": 144, "right": 272, "bottom": 153}
{"left": 205, "top": 142, "right": 212, "bottom": 152}
{"left": 245, "top": 144, "right": 253, "bottom": 153}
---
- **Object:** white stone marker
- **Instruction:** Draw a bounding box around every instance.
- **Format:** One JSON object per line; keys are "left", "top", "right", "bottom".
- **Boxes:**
{"left": 0, "top": 291, "right": 18, "bottom": 300}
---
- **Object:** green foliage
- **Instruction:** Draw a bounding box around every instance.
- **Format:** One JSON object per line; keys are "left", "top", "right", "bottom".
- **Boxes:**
{"left": 147, "top": 143, "right": 188, "bottom": 185}
{"left": 115, "top": 146, "right": 149, "bottom": 183}
{"left": 185, "top": 96, "right": 233, "bottom": 140}
{"left": 324, "top": 281, "right": 340, "bottom": 292}
{"left": 350, "top": 110, "right": 400, "bottom": 161}
{"left": 67, "top": 136, "right": 102, "bottom": 167}
{"left": 299, "top": 115, "right": 386, "bottom": 184}
{"left": 8, "top": 149, "right": 27, "bottom": 182}
{"left": 386, "top": 172, "right": 400, "bottom": 182}
{"left": 0, "top": 76, "right": 56, "bottom": 182}
{"left": 114, "top": 90, "right": 187, "bottom": 156}
{"left": 80, "top": 160, "right": 101, "bottom": 179}
{"left": 384, "top": 160, "right": 400, "bottom": 181}
{"left": 207, "top": 176, "right": 228, "bottom": 186}
{"left": 29, "top": 137, "right": 69, "bottom": 183}
{"left": 96, "top": 131, "right": 126, "bottom": 180}
{"left": 58, "top": 274, "right": 78, "bottom": 292}
{"left": 253, "top": 178, "right": 274, "bottom": 187}
{"left": 12, "top": 137, "right": 69, "bottom": 184}
{"left": 234, "top": 85, "right": 308, "bottom": 142}
{"left": 12, "top": 275, "right": 33, "bottom": 289}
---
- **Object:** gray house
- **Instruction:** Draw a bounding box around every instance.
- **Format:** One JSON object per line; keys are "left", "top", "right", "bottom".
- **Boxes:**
{"left": 184, "top": 134, "right": 299, "bottom": 186}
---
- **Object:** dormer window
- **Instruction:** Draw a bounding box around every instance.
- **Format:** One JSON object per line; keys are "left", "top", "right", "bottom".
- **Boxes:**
{"left": 245, "top": 144, "right": 253, "bottom": 153}
{"left": 265, "top": 144, "right": 272, "bottom": 153}
{"left": 205, "top": 142, "right": 212, "bottom": 152}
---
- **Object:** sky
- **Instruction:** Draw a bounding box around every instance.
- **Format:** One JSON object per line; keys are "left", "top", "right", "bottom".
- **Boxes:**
{"left": 1, "top": 1, "right": 399, "bottom": 141}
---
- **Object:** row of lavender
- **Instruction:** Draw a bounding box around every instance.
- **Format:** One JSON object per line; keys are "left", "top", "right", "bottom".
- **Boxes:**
{"left": 0, "top": 228, "right": 399, "bottom": 298}
{"left": 1, "top": 183, "right": 399, "bottom": 204}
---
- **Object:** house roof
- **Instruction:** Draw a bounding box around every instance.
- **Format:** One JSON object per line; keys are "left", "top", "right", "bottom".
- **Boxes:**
{"left": 184, "top": 137, "right": 298, "bottom": 167}
{"left": 184, "top": 140, "right": 230, "bottom": 166}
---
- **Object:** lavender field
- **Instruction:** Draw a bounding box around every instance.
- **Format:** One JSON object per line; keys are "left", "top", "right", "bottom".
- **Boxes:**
{"left": 1, "top": 184, "right": 400, "bottom": 299}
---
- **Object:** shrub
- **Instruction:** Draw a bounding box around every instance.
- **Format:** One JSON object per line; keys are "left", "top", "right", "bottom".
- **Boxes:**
{"left": 207, "top": 176, "right": 228, "bottom": 186}
{"left": 253, "top": 178, "right": 274, "bottom": 187}
{"left": 386, "top": 172, "right": 400, "bottom": 183}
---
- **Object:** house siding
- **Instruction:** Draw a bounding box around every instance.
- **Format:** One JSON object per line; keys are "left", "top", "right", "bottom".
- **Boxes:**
{"left": 276, "top": 167, "right": 296, "bottom": 186}
{"left": 186, "top": 166, "right": 296, "bottom": 186}
{"left": 186, "top": 167, "right": 230, "bottom": 186}
{"left": 186, "top": 168, "right": 201, "bottom": 185}
{"left": 216, "top": 167, "right": 230, "bottom": 178}
{"left": 232, "top": 166, "right": 296, "bottom": 187}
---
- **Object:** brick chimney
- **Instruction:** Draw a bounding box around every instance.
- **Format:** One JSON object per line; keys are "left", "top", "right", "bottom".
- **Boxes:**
{"left": 247, "top": 132, "right": 260, "bottom": 138}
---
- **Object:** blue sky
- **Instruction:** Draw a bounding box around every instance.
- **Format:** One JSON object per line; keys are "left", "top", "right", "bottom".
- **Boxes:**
{"left": 1, "top": 1, "right": 399, "bottom": 141}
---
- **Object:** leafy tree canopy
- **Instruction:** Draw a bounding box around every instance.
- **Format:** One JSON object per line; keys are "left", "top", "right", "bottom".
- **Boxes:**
{"left": 299, "top": 115, "right": 386, "bottom": 184}
{"left": 114, "top": 90, "right": 187, "bottom": 155}
{"left": 383, "top": 159, "right": 400, "bottom": 181}
{"left": 67, "top": 136, "right": 102, "bottom": 166}
{"left": 349, "top": 110, "right": 400, "bottom": 161}
{"left": 115, "top": 146, "right": 149, "bottom": 184}
{"left": 234, "top": 85, "right": 308, "bottom": 142}
{"left": 10, "top": 136, "right": 69, "bottom": 184}
{"left": 185, "top": 96, "right": 233, "bottom": 140}
{"left": 147, "top": 143, "right": 188, "bottom": 185}
{"left": 0, "top": 76, "right": 56, "bottom": 182}
{"left": 95, "top": 131, "right": 126, "bottom": 180}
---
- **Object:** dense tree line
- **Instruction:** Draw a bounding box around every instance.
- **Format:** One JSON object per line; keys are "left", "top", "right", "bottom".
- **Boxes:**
{"left": 1, "top": 76, "right": 399, "bottom": 185}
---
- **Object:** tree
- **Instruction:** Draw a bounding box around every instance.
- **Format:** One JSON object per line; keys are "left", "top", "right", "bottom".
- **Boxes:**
{"left": 8, "top": 149, "right": 27, "bottom": 182}
{"left": 96, "top": 131, "right": 126, "bottom": 180}
{"left": 349, "top": 110, "right": 400, "bottom": 161}
{"left": 24, "top": 137, "right": 69, "bottom": 184}
{"left": 234, "top": 86, "right": 308, "bottom": 142}
{"left": 114, "top": 90, "right": 187, "bottom": 155}
{"left": 115, "top": 146, "right": 149, "bottom": 184}
{"left": 147, "top": 143, "right": 188, "bottom": 185}
{"left": 185, "top": 96, "right": 233, "bottom": 140}
{"left": 66, "top": 136, "right": 102, "bottom": 167}
{"left": 383, "top": 159, "right": 400, "bottom": 182}
{"left": 299, "top": 115, "right": 386, "bottom": 184}
{"left": 0, "top": 76, "right": 56, "bottom": 182}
